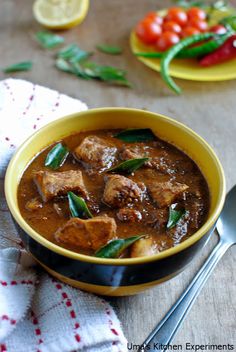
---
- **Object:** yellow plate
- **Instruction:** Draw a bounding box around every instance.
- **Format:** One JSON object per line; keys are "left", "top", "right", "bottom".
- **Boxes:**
{"left": 130, "top": 8, "right": 236, "bottom": 81}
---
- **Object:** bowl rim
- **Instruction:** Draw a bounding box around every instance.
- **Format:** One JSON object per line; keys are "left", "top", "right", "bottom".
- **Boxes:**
{"left": 5, "top": 107, "right": 226, "bottom": 266}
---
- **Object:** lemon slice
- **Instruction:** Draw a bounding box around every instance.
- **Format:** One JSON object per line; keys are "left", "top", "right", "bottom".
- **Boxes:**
{"left": 33, "top": 0, "right": 89, "bottom": 30}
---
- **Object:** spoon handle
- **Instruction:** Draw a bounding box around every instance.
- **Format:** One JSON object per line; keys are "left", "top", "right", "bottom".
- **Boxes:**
{"left": 141, "top": 239, "right": 231, "bottom": 352}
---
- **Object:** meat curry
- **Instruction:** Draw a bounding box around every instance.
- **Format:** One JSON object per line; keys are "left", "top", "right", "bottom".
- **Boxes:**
{"left": 17, "top": 128, "right": 210, "bottom": 259}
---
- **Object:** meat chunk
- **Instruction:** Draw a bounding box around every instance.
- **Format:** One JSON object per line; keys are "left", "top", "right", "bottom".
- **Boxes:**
{"left": 117, "top": 208, "right": 142, "bottom": 222}
{"left": 74, "top": 136, "right": 117, "bottom": 171}
{"left": 149, "top": 181, "right": 189, "bottom": 208}
{"left": 120, "top": 145, "right": 152, "bottom": 167}
{"left": 34, "top": 170, "right": 87, "bottom": 202}
{"left": 147, "top": 208, "right": 169, "bottom": 229}
{"left": 131, "top": 237, "right": 159, "bottom": 258}
{"left": 103, "top": 175, "right": 146, "bottom": 208}
{"left": 55, "top": 216, "right": 117, "bottom": 251}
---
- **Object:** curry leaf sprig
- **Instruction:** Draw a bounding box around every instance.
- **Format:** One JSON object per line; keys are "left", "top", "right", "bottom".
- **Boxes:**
{"left": 114, "top": 128, "right": 157, "bottom": 142}
{"left": 167, "top": 204, "right": 186, "bottom": 229}
{"left": 68, "top": 191, "right": 93, "bottom": 219}
{"left": 56, "top": 59, "right": 131, "bottom": 86}
{"left": 36, "top": 31, "right": 64, "bottom": 49}
{"left": 45, "top": 142, "right": 69, "bottom": 170}
{"left": 95, "top": 235, "right": 144, "bottom": 258}
{"left": 33, "top": 30, "right": 130, "bottom": 87}
{"left": 2, "top": 61, "right": 33, "bottom": 73}
{"left": 56, "top": 44, "right": 130, "bottom": 87}
{"left": 108, "top": 158, "right": 149, "bottom": 174}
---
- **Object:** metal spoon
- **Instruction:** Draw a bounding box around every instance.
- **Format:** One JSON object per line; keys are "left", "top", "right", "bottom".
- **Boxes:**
{"left": 141, "top": 185, "right": 236, "bottom": 352}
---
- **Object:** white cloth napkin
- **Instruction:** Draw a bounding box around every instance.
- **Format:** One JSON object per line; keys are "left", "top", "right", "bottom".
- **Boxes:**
{"left": 0, "top": 79, "right": 127, "bottom": 352}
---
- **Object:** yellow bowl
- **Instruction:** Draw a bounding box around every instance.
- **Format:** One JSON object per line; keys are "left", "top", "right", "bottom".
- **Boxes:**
{"left": 5, "top": 108, "right": 226, "bottom": 296}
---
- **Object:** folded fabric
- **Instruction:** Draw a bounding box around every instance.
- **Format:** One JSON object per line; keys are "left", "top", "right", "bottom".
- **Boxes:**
{"left": 0, "top": 79, "right": 127, "bottom": 352}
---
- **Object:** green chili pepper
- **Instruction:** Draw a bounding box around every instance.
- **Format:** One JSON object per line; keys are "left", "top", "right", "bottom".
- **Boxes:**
{"left": 135, "top": 32, "right": 232, "bottom": 60}
{"left": 177, "top": 31, "right": 233, "bottom": 58}
{"left": 135, "top": 52, "right": 163, "bottom": 59}
{"left": 160, "top": 32, "right": 217, "bottom": 94}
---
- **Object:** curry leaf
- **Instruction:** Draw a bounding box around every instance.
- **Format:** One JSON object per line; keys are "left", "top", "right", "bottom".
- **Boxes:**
{"left": 108, "top": 158, "right": 149, "bottom": 174}
{"left": 68, "top": 192, "right": 93, "bottom": 219}
{"left": 98, "top": 67, "right": 130, "bottom": 86}
{"left": 114, "top": 128, "right": 156, "bottom": 142}
{"left": 3, "top": 61, "right": 33, "bottom": 73}
{"left": 82, "top": 61, "right": 125, "bottom": 76}
{"left": 56, "top": 58, "right": 91, "bottom": 79}
{"left": 81, "top": 61, "right": 99, "bottom": 78}
{"left": 58, "top": 44, "right": 92, "bottom": 62}
{"left": 96, "top": 44, "right": 123, "bottom": 55}
{"left": 58, "top": 44, "right": 78, "bottom": 59}
{"left": 36, "top": 31, "right": 64, "bottom": 49}
{"left": 95, "top": 235, "right": 144, "bottom": 258}
{"left": 167, "top": 204, "right": 186, "bottom": 229}
{"left": 56, "top": 58, "right": 74, "bottom": 73}
{"left": 71, "top": 62, "right": 92, "bottom": 79}
{"left": 56, "top": 56, "right": 130, "bottom": 86}
{"left": 45, "top": 143, "right": 69, "bottom": 170}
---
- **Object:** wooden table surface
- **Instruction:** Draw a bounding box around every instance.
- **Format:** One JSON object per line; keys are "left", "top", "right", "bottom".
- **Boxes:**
{"left": 1, "top": 0, "right": 236, "bottom": 348}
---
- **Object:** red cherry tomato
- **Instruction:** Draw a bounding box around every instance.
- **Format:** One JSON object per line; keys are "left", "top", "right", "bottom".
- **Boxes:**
{"left": 181, "top": 26, "right": 200, "bottom": 38}
{"left": 165, "top": 7, "right": 188, "bottom": 27}
{"left": 209, "top": 24, "right": 227, "bottom": 34}
{"left": 136, "top": 18, "right": 162, "bottom": 44}
{"left": 156, "top": 31, "right": 180, "bottom": 51}
{"left": 163, "top": 21, "right": 182, "bottom": 34}
{"left": 189, "top": 18, "right": 208, "bottom": 32}
{"left": 145, "top": 12, "right": 163, "bottom": 26}
{"left": 187, "top": 7, "right": 207, "bottom": 21}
